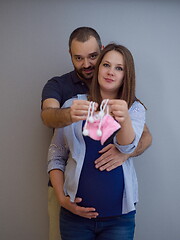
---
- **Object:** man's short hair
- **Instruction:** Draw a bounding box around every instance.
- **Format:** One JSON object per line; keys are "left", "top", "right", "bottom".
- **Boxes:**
{"left": 69, "top": 27, "right": 102, "bottom": 51}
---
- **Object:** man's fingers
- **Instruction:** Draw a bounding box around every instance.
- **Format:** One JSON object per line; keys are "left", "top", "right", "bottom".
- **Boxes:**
{"left": 74, "top": 197, "right": 82, "bottom": 203}
{"left": 98, "top": 144, "right": 113, "bottom": 154}
{"left": 97, "top": 158, "right": 124, "bottom": 171}
{"left": 95, "top": 144, "right": 129, "bottom": 171}
{"left": 104, "top": 161, "right": 121, "bottom": 171}
{"left": 98, "top": 161, "right": 115, "bottom": 171}
{"left": 95, "top": 144, "right": 114, "bottom": 165}
{"left": 95, "top": 156, "right": 113, "bottom": 169}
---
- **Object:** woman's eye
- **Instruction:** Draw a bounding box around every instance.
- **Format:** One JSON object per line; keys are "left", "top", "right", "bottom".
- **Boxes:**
{"left": 116, "top": 66, "right": 123, "bottom": 71}
{"left": 103, "top": 63, "right": 110, "bottom": 67}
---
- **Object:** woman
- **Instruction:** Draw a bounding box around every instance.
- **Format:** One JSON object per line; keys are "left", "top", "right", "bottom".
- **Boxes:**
{"left": 48, "top": 43, "right": 146, "bottom": 240}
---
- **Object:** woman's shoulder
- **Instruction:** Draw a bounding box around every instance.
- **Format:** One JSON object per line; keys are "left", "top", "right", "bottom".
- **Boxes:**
{"left": 62, "top": 94, "right": 88, "bottom": 108}
{"left": 129, "top": 100, "right": 146, "bottom": 113}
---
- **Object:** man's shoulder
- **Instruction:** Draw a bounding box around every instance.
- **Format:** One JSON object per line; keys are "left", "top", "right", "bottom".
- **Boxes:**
{"left": 48, "top": 71, "right": 77, "bottom": 85}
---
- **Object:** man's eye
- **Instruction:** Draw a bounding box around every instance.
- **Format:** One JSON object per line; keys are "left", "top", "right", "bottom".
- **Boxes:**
{"left": 90, "top": 54, "right": 98, "bottom": 60}
{"left": 75, "top": 56, "right": 82, "bottom": 61}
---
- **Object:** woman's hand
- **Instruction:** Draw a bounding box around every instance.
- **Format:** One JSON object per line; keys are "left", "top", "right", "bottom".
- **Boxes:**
{"left": 61, "top": 195, "right": 99, "bottom": 219}
{"left": 108, "top": 99, "right": 135, "bottom": 145}
{"left": 108, "top": 99, "right": 130, "bottom": 125}
{"left": 70, "top": 100, "right": 98, "bottom": 123}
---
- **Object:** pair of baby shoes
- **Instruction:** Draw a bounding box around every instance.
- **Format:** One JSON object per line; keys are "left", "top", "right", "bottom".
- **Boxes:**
{"left": 83, "top": 99, "right": 121, "bottom": 145}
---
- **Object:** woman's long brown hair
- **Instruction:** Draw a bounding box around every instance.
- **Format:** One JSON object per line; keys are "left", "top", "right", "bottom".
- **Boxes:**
{"left": 89, "top": 43, "right": 137, "bottom": 109}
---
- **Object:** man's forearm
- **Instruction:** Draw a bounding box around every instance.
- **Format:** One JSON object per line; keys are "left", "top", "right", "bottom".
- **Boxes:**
{"left": 130, "top": 124, "right": 152, "bottom": 157}
{"left": 41, "top": 108, "right": 72, "bottom": 128}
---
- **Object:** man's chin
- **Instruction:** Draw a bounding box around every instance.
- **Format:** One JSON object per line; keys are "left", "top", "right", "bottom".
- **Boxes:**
{"left": 83, "top": 75, "right": 93, "bottom": 81}
{"left": 83, "top": 70, "right": 95, "bottom": 79}
{"left": 78, "top": 72, "right": 93, "bottom": 81}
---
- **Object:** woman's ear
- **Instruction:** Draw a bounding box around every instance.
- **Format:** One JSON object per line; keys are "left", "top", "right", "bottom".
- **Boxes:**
{"left": 101, "top": 45, "right": 104, "bottom": 50}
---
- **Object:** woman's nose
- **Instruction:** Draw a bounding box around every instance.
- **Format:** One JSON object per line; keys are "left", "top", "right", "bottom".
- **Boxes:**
{"left": 107, "top": 68, "right": 114, "bottom": 75}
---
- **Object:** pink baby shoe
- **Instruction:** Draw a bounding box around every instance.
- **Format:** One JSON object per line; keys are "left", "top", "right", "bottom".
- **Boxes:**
{"left": 100, "top": 114, "right": 120, "bottom": 145}
{"left": 83, "top": 99, "right": 121, "bottom": 145}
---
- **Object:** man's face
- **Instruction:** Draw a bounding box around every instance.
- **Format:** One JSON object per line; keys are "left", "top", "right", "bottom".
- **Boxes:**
{"left": 70, "top": 37, "right": 101, "bottom": 81}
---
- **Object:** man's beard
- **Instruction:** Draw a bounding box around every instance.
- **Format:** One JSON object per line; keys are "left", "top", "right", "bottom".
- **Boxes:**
{"left": 75, "top": 66, "right": 95, "bottom": 81}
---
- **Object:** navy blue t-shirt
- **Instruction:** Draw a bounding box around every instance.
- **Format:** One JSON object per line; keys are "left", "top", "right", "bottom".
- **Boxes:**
{"left": 76, "top": 130, "right": 125, "bottom": 218}
{"left": 42, "top": 71, "right": 89, "bottom": 107}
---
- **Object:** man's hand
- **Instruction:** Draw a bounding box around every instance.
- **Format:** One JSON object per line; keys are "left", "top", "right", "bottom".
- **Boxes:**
{"left": 41, "top": 98, "right": 98, "bottom": 128}
{"left": 70, "top": 100, "right": 98, "bottom": 123}
{"left": 95, "top": 144, "right": 129, "bottom": 171}
{"left": 61, "top": 195, "right": 99, "bottom": 219}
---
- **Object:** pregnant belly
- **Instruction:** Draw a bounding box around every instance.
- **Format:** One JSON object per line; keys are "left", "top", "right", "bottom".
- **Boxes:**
{"left": 76, "top": 166, "right": 124, "bottom": 218}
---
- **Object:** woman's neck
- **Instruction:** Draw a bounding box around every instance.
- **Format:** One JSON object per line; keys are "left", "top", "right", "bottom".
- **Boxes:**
{"left": 100, "top": 90, "right": 118, "bottom": 100}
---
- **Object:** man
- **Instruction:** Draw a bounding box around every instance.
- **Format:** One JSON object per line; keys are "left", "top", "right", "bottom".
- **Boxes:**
{"left": 41, "top": 27, "right": 152, "bottom": 240}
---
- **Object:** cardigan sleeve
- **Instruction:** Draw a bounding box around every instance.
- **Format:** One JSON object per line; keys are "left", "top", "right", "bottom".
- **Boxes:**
{"left": 47, "top": 94, "right": 87, "bottom": 173}
{"left": 113, "top": 101, "right": 146, "bottom": 154}
{"left": 47, "top": 127, "right": 69, "bottom": 173}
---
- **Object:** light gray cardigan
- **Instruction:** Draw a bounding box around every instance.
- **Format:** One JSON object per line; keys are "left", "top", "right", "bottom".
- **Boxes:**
{"left": 47, "top": 94, "right": 146, "bottom": 214}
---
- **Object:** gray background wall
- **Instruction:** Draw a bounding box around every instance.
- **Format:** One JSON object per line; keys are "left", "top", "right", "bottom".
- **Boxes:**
{"left": 0, "top": 1, "right": 180, "bottom": 239}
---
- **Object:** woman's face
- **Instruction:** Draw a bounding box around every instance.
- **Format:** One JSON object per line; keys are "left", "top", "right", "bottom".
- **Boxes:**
{"left": 98, "top": 50, "right": 125, "bottom": 98}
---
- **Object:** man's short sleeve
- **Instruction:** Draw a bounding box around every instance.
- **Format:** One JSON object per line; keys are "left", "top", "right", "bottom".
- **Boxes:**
{"left": 41, "top": 77, "right": 62, "bottom": 103}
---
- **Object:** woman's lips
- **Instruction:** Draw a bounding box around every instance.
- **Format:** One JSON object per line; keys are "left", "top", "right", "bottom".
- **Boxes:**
{"left": 104, "top": 78, "right": 114, "bottom": 83}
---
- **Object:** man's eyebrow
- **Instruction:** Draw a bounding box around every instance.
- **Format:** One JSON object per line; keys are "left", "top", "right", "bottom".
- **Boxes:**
{"left": 73, "top": 52, "right": 99, "bottom": 58}
{"left": 89, "top": 52, "right": 99, "bottom": 56}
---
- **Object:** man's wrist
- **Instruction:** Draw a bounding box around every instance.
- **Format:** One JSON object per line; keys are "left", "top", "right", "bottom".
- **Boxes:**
{"left": 66, "top": 107, "right": 73, "bottom": 125}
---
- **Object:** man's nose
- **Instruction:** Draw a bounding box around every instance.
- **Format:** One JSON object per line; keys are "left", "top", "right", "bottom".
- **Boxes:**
{"left": 83, "top": 58, "right": 90, "bottom": 68}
